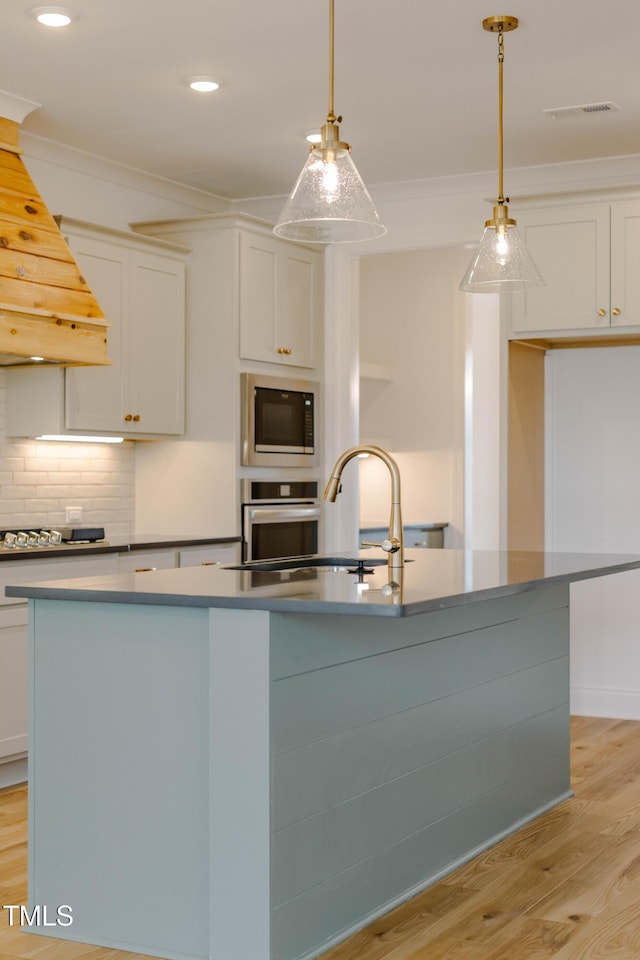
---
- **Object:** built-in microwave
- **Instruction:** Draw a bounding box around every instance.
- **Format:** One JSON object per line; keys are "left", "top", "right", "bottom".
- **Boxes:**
{"left": 241, "top": 373, "right": 318, "bottom": 467}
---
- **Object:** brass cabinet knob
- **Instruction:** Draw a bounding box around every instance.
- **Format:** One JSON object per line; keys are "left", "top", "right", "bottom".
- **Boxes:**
{"left": 277, "top": 347, "right": 292, "bottom": 355}
{"left": 124, "top": 414, "right": 133, "bottom": 421}
{"left": 612, "top": 307, "right": 621, "bottom": 316}
{"left": 597, "top": 309, "right": 607, "bottom": 317}
{"left": 133, "top": 414, "right": 141, "bottom": 422}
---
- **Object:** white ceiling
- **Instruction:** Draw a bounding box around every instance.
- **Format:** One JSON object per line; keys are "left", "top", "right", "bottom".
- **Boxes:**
{"left": 4, "top": 0, "right": 640, "bottom": 201}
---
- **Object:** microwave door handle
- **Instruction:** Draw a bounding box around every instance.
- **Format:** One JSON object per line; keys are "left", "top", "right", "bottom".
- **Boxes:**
{"left": 246, "top": 506, "right": 322, "bottom": 524}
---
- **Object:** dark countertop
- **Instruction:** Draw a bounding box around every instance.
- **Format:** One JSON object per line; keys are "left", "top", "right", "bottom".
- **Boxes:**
{"left": 359, "top": 523, "right": 448, "bottom": 531}
{"left": 6, "top": 548, "right": 640, "bottom": 618}
{"left": 0, "top": 533, "right": 240, "bottom": 562}
{"left": 125, "top": 534, "right": 241, "bottom": 551}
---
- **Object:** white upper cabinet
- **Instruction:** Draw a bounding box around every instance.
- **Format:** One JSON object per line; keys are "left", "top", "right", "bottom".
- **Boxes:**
{"left": 64, "top": 223, "right": 188, "bottom": 435}
{"left": 5, "top": 219, "right": 189, "bottom": 440}
{"left": 239, "top": 230, "right": 321, "bottom": 368}
{"left": 508, "top": 199, "right": 640, "bottom": 337}
{"left": 63, "top": 234, "right": 129, "bottom": 432}
{"left": 609, "top": 200, "right": 640, "bottom": 328}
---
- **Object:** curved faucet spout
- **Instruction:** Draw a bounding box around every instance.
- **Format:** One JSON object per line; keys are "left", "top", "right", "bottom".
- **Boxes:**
{"left": 323, "top": 445, "right": 404, "bottom": 571}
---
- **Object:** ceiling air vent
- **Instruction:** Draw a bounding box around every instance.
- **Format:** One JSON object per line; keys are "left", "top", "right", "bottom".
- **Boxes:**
{"left": 543, "top": 102, "right": 620, "bottom": 120}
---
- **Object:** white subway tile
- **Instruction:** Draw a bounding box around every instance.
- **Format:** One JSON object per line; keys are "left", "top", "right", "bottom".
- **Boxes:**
{"left": 0, "top": 380, "right": 135, "bottom": 539}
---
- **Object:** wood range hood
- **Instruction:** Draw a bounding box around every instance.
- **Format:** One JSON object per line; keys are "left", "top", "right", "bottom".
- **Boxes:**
{"left": 0, "top": 115, "right": 109, "bottom": 366}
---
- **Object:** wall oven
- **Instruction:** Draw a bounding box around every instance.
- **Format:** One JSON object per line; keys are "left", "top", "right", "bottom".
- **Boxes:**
{"left": 241, "top": 373, "right": 318, "bottom": 467}
{"left": 241, "top": 479, "right": 321, "bottom": 562}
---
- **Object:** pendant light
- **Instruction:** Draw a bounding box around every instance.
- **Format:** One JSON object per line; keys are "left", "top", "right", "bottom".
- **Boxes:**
{"left": 460, "top": 16, "right": 543, "bottom": 292}
{"left": 273, "top": 0, "right": 385, "bottom": 244}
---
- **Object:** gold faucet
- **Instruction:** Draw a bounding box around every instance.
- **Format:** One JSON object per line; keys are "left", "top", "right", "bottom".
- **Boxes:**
{"left": 323, "top": 445, "right": 404, "bottom": 573}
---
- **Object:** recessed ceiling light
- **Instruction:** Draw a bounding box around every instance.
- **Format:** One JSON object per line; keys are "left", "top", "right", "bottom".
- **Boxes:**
{"left": 305, "top": 130, "right": 322, "bottom": 144}
{"left": 32, "top": 6, "right": 75, "bottom": 26}
{"left": 187, "top": 76, "right": 221, "bottom": 93}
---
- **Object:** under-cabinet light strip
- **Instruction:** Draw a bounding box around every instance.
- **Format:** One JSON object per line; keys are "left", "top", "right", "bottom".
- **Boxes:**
{"left": 36, "top": 435, "right": 125, "bottom": 443}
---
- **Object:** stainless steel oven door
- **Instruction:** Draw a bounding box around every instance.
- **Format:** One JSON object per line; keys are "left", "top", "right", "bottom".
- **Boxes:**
{"left": 242, "top": 503, "right": 322, "bottom": 562}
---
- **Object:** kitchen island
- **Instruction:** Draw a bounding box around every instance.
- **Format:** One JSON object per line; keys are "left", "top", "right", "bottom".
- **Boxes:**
{"left": 7, "top": 549, "right": 640, "bottom": 960}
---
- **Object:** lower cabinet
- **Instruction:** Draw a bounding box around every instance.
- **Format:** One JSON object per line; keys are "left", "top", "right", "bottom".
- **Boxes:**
{"left": 118, "top": 550, "right": 179, "bottom": 572}
{"left": 118, "top": 542, "right": 240, "bottom": 573}
{"left": 0, "top": 605, "right": 28, "bottom": 766}
{"left": 0, "top": 553, "right": 120, "bottom": 787}
{"left": 359, "top": 526, "right": 447, "bottom": 549}
{"left": 178, "top": 543, "right": 240, "bottom": 566}
{"left": 0, "top": 544, "right": 240, "bottom": 787}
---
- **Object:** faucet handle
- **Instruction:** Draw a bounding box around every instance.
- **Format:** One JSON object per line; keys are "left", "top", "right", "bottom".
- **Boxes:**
{"left": 361, "top": 537, "right": 401, "bottom": 554}
{"left": 382, "top": 537, "right": 401, "bottom": 554}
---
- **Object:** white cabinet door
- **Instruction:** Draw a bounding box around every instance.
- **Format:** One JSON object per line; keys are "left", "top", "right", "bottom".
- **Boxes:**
{"left": 509, "top": 204, "right": 610, "bottom": 335}
{"left": 118, "top": 549, "right": 178, "bottom": 572}
{"left": 64, "top": 235, "right": 128, "bottom": 432}
{"left": 610, "top": 200, "right": 640, "bottom": 329}
{"left": 0, "top": 606, "right": 28, "bottom": 762}
{"left": 281, "top": 248, "right": 317, "bottom": 367}
{"left": 239, "top": 232, "right": 278, "bottom": 364}
{"left": 239, "top": 231, "right": 320, "bottom": 368}
{"left": 128, "top": 250, "right": 185, "bottom": 434}
{"left": 178, "top": 543, "right": 240, "bottom": 566}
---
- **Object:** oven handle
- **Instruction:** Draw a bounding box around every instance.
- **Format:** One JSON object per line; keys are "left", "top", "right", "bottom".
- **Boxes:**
{"left": 244, "top": 505, "right": 322, "bottom": 524}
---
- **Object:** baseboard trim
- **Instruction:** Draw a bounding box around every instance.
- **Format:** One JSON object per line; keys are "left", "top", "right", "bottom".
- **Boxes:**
{"left": 571, "top": 686, "right": 640, "bottom": 720}
{"left": 0, "top": 755, "right": 27, "bottom": 789}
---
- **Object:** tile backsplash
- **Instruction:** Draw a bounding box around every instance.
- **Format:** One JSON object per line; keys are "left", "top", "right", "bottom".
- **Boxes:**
{"left": 0, "top": 372, "right": 134, "bottom": 538}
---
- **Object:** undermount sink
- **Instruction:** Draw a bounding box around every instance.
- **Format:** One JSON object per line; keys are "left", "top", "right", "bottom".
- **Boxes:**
{"left": 224, "top": 555, "right": 389, "bottom": 573}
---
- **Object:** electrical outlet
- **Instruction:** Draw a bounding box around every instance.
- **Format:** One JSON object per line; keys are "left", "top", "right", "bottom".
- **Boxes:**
{"left": 65, "top": 506, "right": 83, "bottom": 523}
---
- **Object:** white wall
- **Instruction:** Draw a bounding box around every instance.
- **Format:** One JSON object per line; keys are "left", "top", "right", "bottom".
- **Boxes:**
{"left": 356, "top": 246, "right": 499, "bottom": 548}
{"left": 464, "top": 294, "right": 504, "bottom": 551}
{"left": 21, "top": 132, "right": 230, "bottom": 231}
{"left": 546, "top": 346, "right": 640, "bottom": 718}
{"left": 134, "top": 223, "right": 240, "bottom": 537}
{"left": 546, "top": 347, "right": 640, "bottom": 553}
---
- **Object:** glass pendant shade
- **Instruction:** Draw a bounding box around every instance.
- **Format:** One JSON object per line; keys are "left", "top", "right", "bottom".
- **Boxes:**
{"left": 274, "top": 144, "right": 386, "bottom": 243}
{"left": 274, "top": 0, "right": 385, "bottom": 245}
{"left": 460, "top": 15, "right": 544, "bottom": 292}
{"left": 460, "top": 220, "right": 544, "bottom": 292}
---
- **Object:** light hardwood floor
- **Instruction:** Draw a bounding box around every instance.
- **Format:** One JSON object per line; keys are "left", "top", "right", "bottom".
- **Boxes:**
{"left": 2, "top": 716, "right": 640, "bottom": 960}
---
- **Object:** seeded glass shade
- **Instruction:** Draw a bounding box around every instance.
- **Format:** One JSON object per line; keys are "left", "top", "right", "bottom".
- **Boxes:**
{"left": 459, "top": 222, "right": 544, "bottom": 292}
{"left": 460, "top": 17, "right": 544, "bottom": 292}
{"left": 273, "top": 146, "right": 386, "bottom": 244}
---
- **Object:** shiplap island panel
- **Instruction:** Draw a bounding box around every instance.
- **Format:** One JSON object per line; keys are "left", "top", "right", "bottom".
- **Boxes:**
{"left": 7, "top": 549, "right": 640, "bottom": 960}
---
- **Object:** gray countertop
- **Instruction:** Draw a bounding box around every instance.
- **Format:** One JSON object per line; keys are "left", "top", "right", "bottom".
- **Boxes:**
{"left": 359, "top": 523, "right": 448, "bottom": 531}
{"left": 0, "top": 533, "right": 240, "bottom": 562}
{"left": 6, "top": 548, "right": 640, "bottom": 618}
